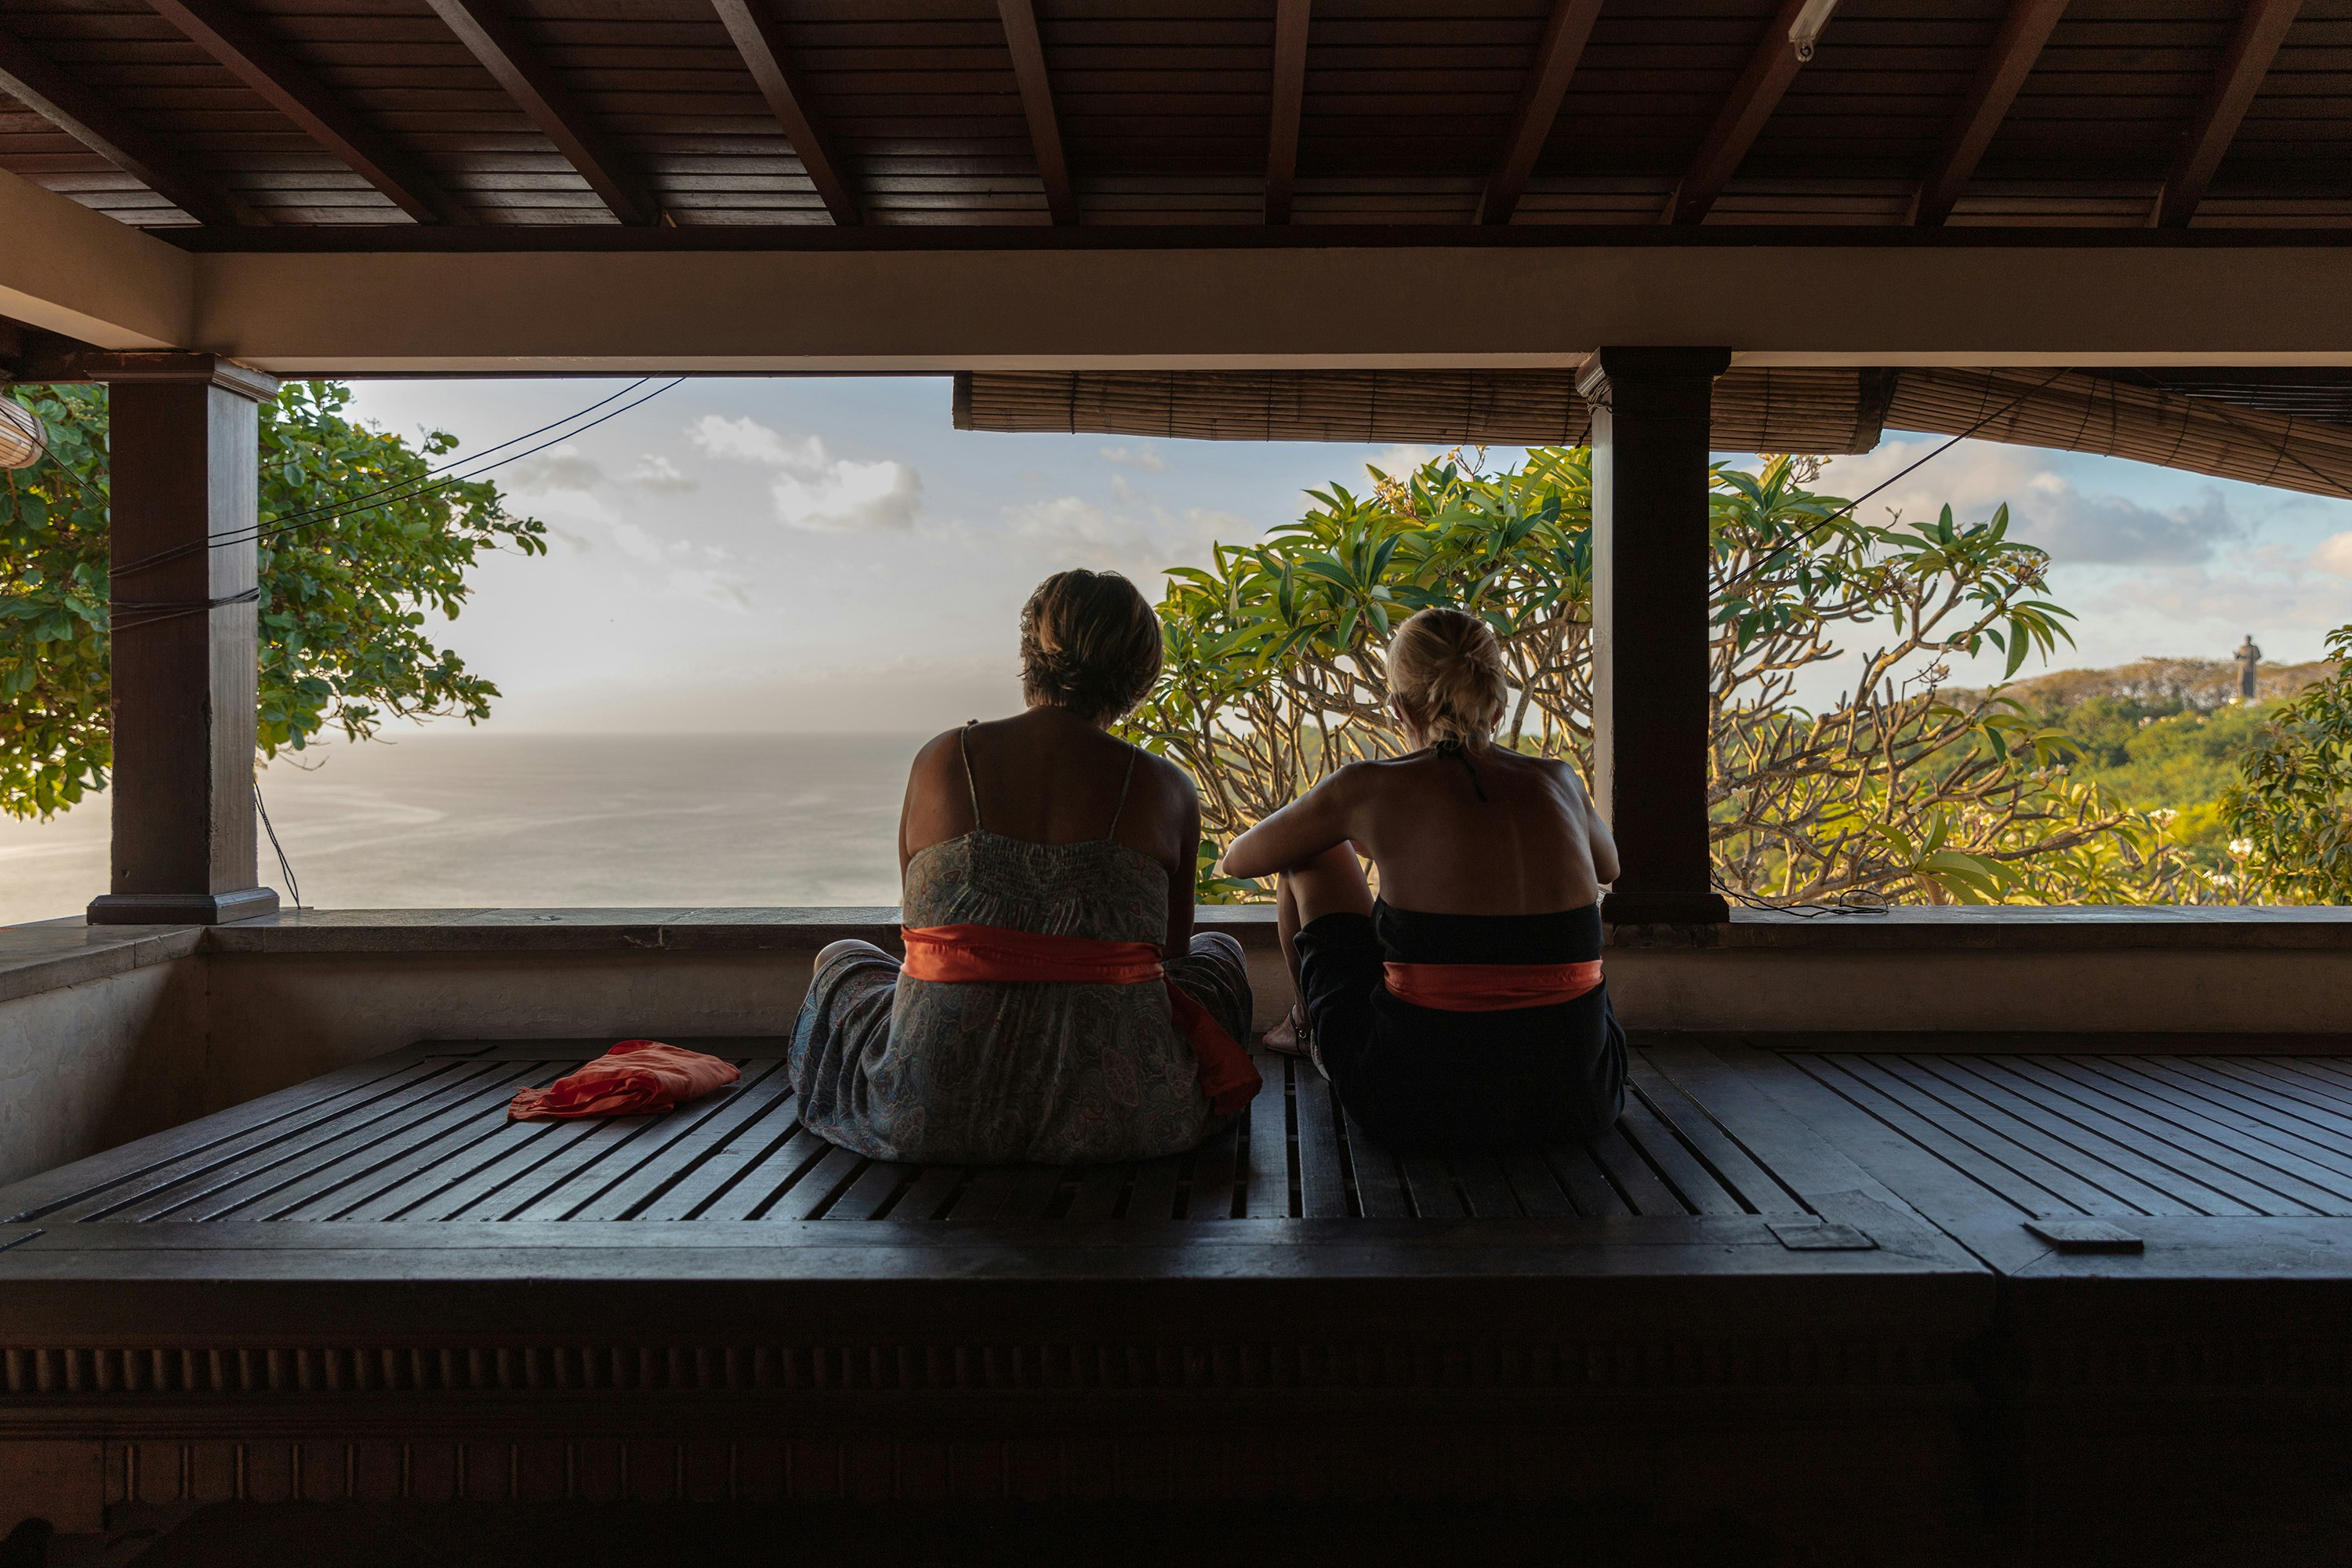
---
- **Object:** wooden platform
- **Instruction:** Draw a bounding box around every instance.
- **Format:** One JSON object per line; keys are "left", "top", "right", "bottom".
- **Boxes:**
{"left": 4, "top": 1034, "right": 2352, "bottom": 1562}
{"left": 0, "top": 1040, "right": 1817, "bottom": 1229}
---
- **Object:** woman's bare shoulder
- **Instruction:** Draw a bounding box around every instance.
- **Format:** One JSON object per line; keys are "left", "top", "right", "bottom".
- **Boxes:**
{"left": 1530, "top": 752, "right": 1592, "bottom": 795}
{"left": 1134, "top": 745, "right": 1197, "bottom": 797}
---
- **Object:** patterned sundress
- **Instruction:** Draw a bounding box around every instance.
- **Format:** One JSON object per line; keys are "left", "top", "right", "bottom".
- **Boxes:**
{"left": 789, "top": 733, "right": 1251, "bottom": 1166}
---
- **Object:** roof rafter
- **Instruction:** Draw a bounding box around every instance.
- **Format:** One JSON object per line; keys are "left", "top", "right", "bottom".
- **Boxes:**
{"left": 145, "top": 0, "right": 467, "bottom": 226}
{"left": 710, "top": 0, "right": 858, "bottom": 225}
{"left": 996, "top": 0, "right": 1075, "bottom": 225}
{"left": 2151, "top": 0, "right": 2303, "bottom": 228}
{"left": 1262, "top": 0, "right": 1310, "bottom": 223}
{"left": 1476, "top": 0, "right": 1606, "bottom": 227}
{"left": 425, "top": 0, "right": 660, "bottom": 227}
{"left": 1660, "top": 0, "right": 1820, "bottom": 226}
{"left": 0, "top": 21, "right": 252, "bottom": 227}
{"left": 1910, "top": 0, "right": 2069, "bottom": 226}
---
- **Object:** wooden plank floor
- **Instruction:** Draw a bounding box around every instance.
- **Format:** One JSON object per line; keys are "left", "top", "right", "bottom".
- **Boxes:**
{"left": 2, "top": 1041, "right": 1808, "bottom": 1229}
{"left": 1777, "top": 1049, "right": 2352, "bottom": 1220}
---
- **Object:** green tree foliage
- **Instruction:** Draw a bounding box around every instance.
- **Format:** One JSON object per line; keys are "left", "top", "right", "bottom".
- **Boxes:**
{"left": 1127, "top": 448, "right": 2186, "bottom": 905}
{"left": 2224, "top": 623, "right": 2352, "bottom": 902}
{"left": 0, "top": 382, "right": 545, "bottom": 819}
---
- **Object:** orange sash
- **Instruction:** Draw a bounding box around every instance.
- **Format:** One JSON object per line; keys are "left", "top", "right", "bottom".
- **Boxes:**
{"left": 508, "top": 1040, "right": 742, "bottom": 1122}
{"left": 900, "top": 924, "right": 1262, "bottom": 1116}
{"left": 1383, "top": 960, "right": 1604, "bottom": 1013}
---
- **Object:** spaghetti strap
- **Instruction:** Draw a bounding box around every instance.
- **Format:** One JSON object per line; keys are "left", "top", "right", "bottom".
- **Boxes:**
{"left": 957, "top": 720, "right": 984, "bottom": 833}
{"left": 1105, "top": 747, "right": 1140, "bottom": 840}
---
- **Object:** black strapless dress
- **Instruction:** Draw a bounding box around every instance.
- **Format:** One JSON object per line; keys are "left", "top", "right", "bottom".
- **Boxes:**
{"left": 1290, "top": 899, "right": 1624, "bottom": 1151}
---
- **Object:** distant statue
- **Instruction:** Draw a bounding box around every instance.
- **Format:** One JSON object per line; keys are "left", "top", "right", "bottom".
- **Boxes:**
{"left": 2235, "top": 634, "right": 2263, "bottom": 701}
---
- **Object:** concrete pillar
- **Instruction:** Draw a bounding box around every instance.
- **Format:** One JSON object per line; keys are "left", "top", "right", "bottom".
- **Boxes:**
{"left": 86, "top": 357, "right": 281, "bottom": 926}
{"left": 1577, "top": 347, "right": 1732, "bottom": 926}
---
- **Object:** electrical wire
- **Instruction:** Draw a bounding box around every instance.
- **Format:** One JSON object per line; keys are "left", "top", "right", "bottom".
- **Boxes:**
{"left": 109, "top": 376, "right": 684, "bottom": 579}
{"left": 1762, "top": 367, "right": 2077, "bottom": 555}
{"left": 1711, "top": 368, "right": 2076, "bottom": 916}
{"left": 255, "top": 778, "right": 300, "bottom": 910}
{"left": 249, "top": 377, "right": 655, "bottom": 532}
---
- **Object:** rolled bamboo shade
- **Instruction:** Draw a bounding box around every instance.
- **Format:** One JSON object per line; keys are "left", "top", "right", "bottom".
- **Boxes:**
{"left": 0, "top": 394, "right": 44, "bottom": 470}
{"left": 956, "top": 367, "right": 2352, "bottom": 503}
{"left": 955, "top": 368, "right": 1893, "bottom": 456}
{"left": 1886, "top": 368, "right": 2352, "bottom": 503}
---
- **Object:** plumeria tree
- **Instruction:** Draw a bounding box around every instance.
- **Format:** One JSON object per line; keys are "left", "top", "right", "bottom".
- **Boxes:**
{"left": 0, "top": 382, "right": 544, "bottom": 819}
{"left": 2223, "top": 622, "right": 2352, "bottom": 903}
{"left": 1127, "top": 447, "right": 2189, "bottom": 905}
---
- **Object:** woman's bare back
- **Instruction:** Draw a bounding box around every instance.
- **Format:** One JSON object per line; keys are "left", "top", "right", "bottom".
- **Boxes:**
{"left": 1223, "top": 744, "right": 1617, "bottom": 915}
{"left": 898, "top": 705, "right": 1202, "bottom": 957}
{"left": 1350, "top": 750, "right": 1610, "bottom": 913}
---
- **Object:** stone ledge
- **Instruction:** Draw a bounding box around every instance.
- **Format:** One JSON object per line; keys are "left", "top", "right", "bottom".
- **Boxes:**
{"left": 9, "top": 903, "right": 2352, "bottom": 1010}
{"left": 0, "top": 920, "right": 203, "bottom": 1006}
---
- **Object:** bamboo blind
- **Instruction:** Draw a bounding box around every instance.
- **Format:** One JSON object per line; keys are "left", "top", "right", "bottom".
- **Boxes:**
{"left": 1885, "top": 368, "right": 2352, "bottom": 503}
{"left": 955, "top": 368, "right": 1893, "bottom": 454}
{"left": 956, "top": 367, "right": 2352, "bottom": 502}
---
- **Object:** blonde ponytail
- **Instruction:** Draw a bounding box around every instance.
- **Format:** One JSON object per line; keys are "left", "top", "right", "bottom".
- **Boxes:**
{"left": 1388, "top": 607, "right": 1508, "bottom": 748}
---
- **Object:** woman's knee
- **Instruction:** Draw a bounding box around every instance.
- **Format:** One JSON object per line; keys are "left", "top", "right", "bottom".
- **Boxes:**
{"left": 1280, "top": 841, "right": 1372, "bottom": 927}
{"left": 814, "top": 938, "right": 890, "bottom": 972}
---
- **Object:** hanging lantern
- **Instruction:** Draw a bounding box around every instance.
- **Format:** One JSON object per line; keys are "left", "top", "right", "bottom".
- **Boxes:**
{"left": 0, "top": 392, "right": 44, "bottom": 470}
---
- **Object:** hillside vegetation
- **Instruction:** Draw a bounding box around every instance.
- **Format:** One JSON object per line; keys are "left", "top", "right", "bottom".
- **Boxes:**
{"left": 1965, "top": 657, "right": 2336, "bottom": 874}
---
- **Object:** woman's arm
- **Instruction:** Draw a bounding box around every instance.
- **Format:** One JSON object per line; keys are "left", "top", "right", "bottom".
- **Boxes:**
{"left": 1161, "top": 764, "right": 1200, "bottom": 963}
{"left": 1581, "top": 779, "right": 1621, "bottom": 886}
{"left": 1221, "top": 767, "right": 1363, "bottom": 881}
{"left": 896, "top": 729, "right": 963, "bottom": 877}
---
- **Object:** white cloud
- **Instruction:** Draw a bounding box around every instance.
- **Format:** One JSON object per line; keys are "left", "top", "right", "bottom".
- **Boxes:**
{"left": 688, "top": 415, "right": 922, "bottom": 532}
{"left": 985, "top": 495, "right": 1253, "bottom": 575}
{"left": 2310, "top": 532, "right": 2352, "bottom": 580}
{"left": 625, "top": 454, "right": 698, "bottom": 495}
{"left": 1366, "top": 445, "right": 1443, "bottom": 481}
{"left": 2097, "top": 565, "right": 2352, "bottom": 632}
{"left": 606, "top": 520, "right": 665, "bottom": 563}
{"left": 662, "top": 566, "right": 753, "bottom": 612}
{"left": 1823, "top": 437, "right": 2241, "bottom": 567}
{"left": 503, "top": 447, "right": 604, "bottom": 494}
{"left": 1100, "top": 445, "right": 1168, "bottom": 473}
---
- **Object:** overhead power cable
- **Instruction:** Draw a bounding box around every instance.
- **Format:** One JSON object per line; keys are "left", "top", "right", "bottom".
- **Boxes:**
{"left": 110, "top": 377, "right": 684, "bottom": 579}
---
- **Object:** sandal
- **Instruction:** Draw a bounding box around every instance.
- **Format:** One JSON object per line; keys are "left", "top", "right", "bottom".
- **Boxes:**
{"left": 1261, "top": 1002, "right": 1313, "bottom": 1058}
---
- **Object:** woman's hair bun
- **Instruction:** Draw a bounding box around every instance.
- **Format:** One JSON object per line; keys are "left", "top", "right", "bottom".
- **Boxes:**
{"left": 1388, "top": 606, "right": 1508, "bottom": 747}
{"left": 1018, "top": 569, "right": 1163, "bottom": 724}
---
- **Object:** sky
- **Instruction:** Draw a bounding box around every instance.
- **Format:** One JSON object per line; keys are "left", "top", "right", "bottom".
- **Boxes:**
{"left": 328, "top": 375, "right": 2352, "bottom": 734}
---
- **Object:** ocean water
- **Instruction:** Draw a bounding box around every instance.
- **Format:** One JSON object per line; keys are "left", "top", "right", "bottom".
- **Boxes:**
{"left": 0, "top": 732, "right": 923, "bottom": 925}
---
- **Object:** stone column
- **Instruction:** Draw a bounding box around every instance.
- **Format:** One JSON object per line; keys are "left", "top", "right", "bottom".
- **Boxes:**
{"left": 86, "top": 356, "right": 282, "bottom": 926}
{"left": 1577, "top": 347, "right": 1731, "bottom": 926}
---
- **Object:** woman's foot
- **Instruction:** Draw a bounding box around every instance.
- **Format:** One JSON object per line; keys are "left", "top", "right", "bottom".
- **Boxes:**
{"left": 1261, "top": 1002, "right": 1313, "bottom": 1057}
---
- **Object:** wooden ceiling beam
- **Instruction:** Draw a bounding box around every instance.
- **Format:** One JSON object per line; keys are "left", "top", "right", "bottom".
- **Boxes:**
{"left": 1661, "top": 0, "right": 1820, "bottom": 227}
{"left": 145, "top": 0, "right": 467, "bottom": 226}
{"left": 426, "top": 0, "right": 660, "bottom": 227}
{"left": 710, "top": 0, "right": 858, "bottom": 226}
{"left": 0, "top": 22, "right": 253, "bottom": 227}
{"left": 1477, "top": 0, "right": 1605, "bottom": 227}
{"left": 1910, "top": 0, "right": 2069, "bottom": 226}
{"left": 2151, "top": 0, "right": 2303, "bottom": 228}
{"left": 996, "top": 0, "right": 1075, "bottom": 225}
{"left": 1262, "top": 0, "right": 1310, "bottom": 223}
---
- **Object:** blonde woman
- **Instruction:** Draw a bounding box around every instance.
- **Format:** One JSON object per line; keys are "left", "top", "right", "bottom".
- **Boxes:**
{"left": 1221, "top": 606, "right": 1624, "bottom": 1149}
{"left": 791, "top": 570, "right": 1256, "bottom": 1167}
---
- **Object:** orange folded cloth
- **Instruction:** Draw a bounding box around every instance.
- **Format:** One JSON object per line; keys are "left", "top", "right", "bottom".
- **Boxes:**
{"left": 900, "top": 923, "right": 1261, "bottom": 1116}
{"left": 1383, "top": 959, "right": 1604, "bottom": 1013}
{"left": 507, "top": 1040, "right": 742, "bottom": 1122}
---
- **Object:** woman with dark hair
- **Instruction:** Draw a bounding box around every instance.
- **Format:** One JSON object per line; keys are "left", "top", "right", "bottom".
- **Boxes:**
{"left": 790, "top": 569, "right": 1257, "bottom": 1167}
{"left": 1221, "top": 605, "right": 1624, "bottom": 1151}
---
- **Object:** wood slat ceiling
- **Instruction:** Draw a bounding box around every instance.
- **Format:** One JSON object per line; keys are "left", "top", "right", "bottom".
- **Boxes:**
{"left": 1, "top": 0, "right": 2348, "bottom": 234}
